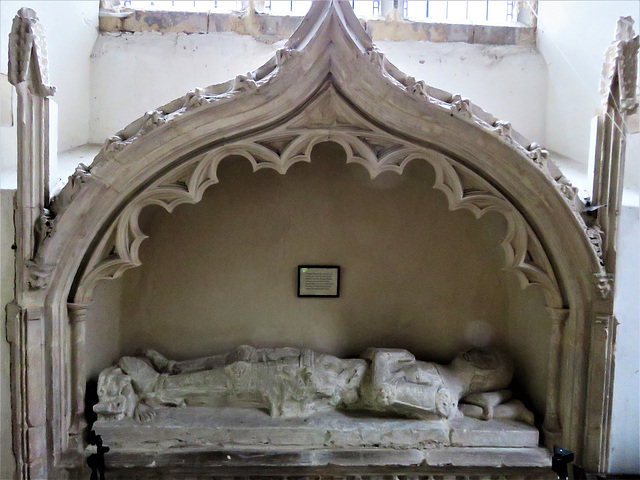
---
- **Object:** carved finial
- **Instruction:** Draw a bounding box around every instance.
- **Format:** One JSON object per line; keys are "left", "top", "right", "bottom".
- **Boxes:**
{"left": 144, "top": 110, "right": 167, "bottom": 128}
{"left": 366, "top": 49, "right": 386, "bottom": 71}
{"left": 8, "top": 8, "right": 56, "bottom": 97}
{"left": 450, "top": 94, "right": 473, "bottom": 118}
{"left": 70, "top": 163, "right": 91, "bottom": 188}
{"left": 615, "top": 16, "right": 635, "bottom": 42}
{"left": 600, "top": 16, "right": 639, "bottom": 113}
{"left": 34, "top": 208, "right": 53, "bottom": 254}
{"left": 526, "top": 142, "right": 549, "bottom": 167}
{"left": 233, "top": 73, "right": 258, "bottom": 92}
{"left": 104, "top": 135, "right": 127, "bottom": 156}
{"left": 556, "top": 176, "right": 578, "bottom": 202}
{"left": 586, "top": 227, "right": 605, "bottom": 266}
{"left": 183, "top": 88, "right": 209, "bottom": 110}
{"left": 493, "top": 120, "right": 513, "bottom": 140}
{"left": 409, "top": 80, "right": 427, "bottom": 97}
{"left": 275, "top": 47, "right": 299, "bottom": 67}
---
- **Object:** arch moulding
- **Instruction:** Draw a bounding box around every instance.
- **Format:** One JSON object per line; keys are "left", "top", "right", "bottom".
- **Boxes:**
{"left": 8, "top": 1, "right": 623, "bottom": 477}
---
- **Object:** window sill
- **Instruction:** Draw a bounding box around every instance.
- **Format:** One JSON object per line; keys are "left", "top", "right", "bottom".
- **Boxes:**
{"left": 99, "top": 9, "right": 535, "bottom": 46}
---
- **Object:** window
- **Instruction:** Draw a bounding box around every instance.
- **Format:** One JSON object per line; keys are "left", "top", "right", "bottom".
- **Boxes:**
{"left": 119, "top": 1, "right": 312, "bottom": 15}
{"left": 406, "top": 1, "right": 516, "bottom": 24}
{"left": 117, "top": 1, "right": 521, "bottom": 24}
{"left": 105, "top": 1, "right": 534, "bottom": 45}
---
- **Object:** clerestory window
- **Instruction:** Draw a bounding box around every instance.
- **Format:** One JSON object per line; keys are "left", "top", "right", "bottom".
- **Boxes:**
{"left": 104, "top": 1, "right": 536, "bottom": 45}
{"left": 119, "top": 1, "right": 523, "bottom": 24}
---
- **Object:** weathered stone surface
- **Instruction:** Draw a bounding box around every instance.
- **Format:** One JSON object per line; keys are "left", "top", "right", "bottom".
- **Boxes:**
{"left": 449, "top": 417, "right": 538, "bottom": 447}
{"left": 99, "top": 8, "right": 536, "bottom": 46}
{"left": 94, "top": 347, "right": 531, "bottom": 427}
{"left": 93, "top": 407, "right": 538, "bottom": 452}
{"left": 423, "top": 446, "right": 551, "bottom": 467}
{"left": 122, "top": 10, "right": 209, "bottom": 34}
{"left": 98, "top": 13, "right": 123, "bottom": 32}
{"left": 94, "top": 407, "right": 448, "bottom": 451}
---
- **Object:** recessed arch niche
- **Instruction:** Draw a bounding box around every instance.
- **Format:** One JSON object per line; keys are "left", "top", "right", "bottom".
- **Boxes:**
{"left": 85, "top": 142, "right": 551, "bottom": 420}
{"left": 11, "top": 1, "right": 615, "bottom": 477}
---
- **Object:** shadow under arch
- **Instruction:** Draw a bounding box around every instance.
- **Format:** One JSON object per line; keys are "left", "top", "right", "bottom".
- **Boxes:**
{"left": 80, "top": 140, "right": 549, "bottom": 414}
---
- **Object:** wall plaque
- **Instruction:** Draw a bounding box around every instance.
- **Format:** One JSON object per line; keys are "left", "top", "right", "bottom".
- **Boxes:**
{"left": 298, "top": 266, "right": 340, "bottom": 297}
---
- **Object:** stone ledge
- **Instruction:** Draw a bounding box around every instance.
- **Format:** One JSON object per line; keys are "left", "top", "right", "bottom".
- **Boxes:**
{"left": 96, "top": 446, "right": 552, "bottom": 469}
{"left": 93, "top": 407, "right": 540, "bottom": 452}
{"left": 67, "top": 463, "right": 557, "bottom": 480}
{"left": 89, "top": 407, "right": 549, "bottom": 472}
{"left": 99, "top": 9, "right": 535, "bottom": 46}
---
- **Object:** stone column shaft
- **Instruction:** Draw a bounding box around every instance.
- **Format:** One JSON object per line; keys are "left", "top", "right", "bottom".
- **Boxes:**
{"left": 67, "top": 303, "right": 90, "bottom": 439}
{"left": 542, "top": 307, "right": 570, "bottom": 448}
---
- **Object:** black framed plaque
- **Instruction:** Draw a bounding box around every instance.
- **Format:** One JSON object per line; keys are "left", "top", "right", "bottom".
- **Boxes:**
{"left": 297, "top": 265, "right": 340, "bottom": 297}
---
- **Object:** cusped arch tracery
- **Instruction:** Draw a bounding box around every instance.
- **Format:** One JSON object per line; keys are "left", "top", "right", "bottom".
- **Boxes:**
{"left": 73, "top": 119, "right": 562, "bottom": 310}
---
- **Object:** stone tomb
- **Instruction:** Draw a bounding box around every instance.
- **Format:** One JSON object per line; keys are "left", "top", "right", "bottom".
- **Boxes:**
{"left": 94, "top": 408, "right": 548, "bottom": 469}
{"left": 9, "top": 0, "right": 637, "bottom": 476}
{"left": 90, "top": 346, "right": 549, "bottom": 471}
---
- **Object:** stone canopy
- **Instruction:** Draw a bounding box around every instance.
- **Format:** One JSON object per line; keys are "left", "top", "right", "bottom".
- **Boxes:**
{"left": 8, "top": 1, "right": 637, "bottom": 478}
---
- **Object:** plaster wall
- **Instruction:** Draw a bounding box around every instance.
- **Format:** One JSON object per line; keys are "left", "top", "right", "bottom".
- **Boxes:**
{"left": 89, "top": 33, "right": 548, "bottom": 146}
{"left": 88, "top": 142, "right": 550, "bottom": 417}
{"left": 86, "top": 278, "right": 123, "bottom": 381}
{"left": 609, "top": 205, "right": 640, "bottom": 473}
{"left": 0, "top": 1, "right": 99, "bottom": 188}
{"left": 537, "top": 0, "right": 639, "bottom": 188}
{"left": 89, "top": 32, "right": 280, "bottom": 144}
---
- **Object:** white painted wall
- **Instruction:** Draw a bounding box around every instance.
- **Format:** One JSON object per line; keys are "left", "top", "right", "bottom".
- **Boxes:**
{"left": 0, "top": 1, "right": 99, "bottom": 188}
{"left": 537, "top": 1, "right": 639, "bottom": 179}
{"left": 90, "top": 34, "right": 548, "bottom": 146}
{"left": 609, "top": 205, "right": 640, "bottom": 473}
{"left": 89, "top": 32, "right": 281, "bottom": 143}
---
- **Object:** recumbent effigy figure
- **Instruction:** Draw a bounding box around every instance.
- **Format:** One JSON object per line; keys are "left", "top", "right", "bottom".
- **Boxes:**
{"left": 94, "top": 345, "right": 534, "bottom": 425}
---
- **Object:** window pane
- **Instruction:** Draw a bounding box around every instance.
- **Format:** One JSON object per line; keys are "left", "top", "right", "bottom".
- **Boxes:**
{"left": 122, "top": 0, "right": 518, "bottom": 23}
{"left": 467, "top": 1, "right": 488, "bottom": 22}
{"left": 406, "top": 1, "right": 427, "bottom": 21}
{"left": 426, "top": 0, "right": 448, "bottom": 21}
{"left": 351, "top": 1, "right": 372, "bottom": 19}
{"left": 487, "top": 0, "right": 509, "bottom": 23}
{"left": 268, "top": 1, "right": 292, "bottom": 15}
{"left": 290, "top": 1, "right": 311, "bottom": 16}
{"left": 446, "top": 1, "right": 467, "bottom": 21}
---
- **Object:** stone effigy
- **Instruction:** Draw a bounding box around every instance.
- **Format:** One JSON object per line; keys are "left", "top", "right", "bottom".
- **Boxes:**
{"left": 94, "top": 346, "right": 533, "bottom": 425}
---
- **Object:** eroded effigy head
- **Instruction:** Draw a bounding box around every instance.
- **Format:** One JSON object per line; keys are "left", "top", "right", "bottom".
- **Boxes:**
{"left": 450, "top": 349, "right": 514, "bottom": 395}
{"left": 94, "top": 367, "right": 139, "bottom": 421}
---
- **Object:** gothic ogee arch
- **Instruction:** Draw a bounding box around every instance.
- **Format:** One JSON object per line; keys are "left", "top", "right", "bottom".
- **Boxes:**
{"left": 17, "top": 0, "right": 613, "bottom": 475}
